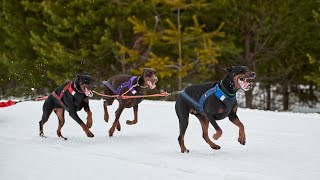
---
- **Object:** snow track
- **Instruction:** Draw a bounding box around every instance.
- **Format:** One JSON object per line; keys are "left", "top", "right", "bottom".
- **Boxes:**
{"left": 1, "top": 100, "right": 319, "bottom": 180}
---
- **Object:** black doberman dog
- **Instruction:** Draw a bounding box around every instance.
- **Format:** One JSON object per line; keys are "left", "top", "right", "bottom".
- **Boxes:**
{"left": 39, "top": 73, "right": 96, "bottom": 139}
{"left": 102, "top": 68, "right": 158, "bottom": 137}
{"left": 175, "top": 66, "right": 256, "bottom": 153}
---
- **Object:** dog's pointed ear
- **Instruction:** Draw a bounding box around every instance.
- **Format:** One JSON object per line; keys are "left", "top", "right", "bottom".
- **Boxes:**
{"left": 224, "top": 67, "right": 233, "bottom": 73}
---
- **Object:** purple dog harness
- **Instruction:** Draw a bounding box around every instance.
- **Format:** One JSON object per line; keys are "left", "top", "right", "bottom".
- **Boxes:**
{"left": 103, "top": 76, "right": 137, "bottom": 95}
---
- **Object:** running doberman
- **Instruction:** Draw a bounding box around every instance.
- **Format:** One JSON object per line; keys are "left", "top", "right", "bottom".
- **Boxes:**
{"left": 39, "top": 73, "right": 96, "bottom": 139}
{"left": 175, "top": 66, "right": 256, "bottom": 153}
{"left": 102, "top": 68, "right": 158, "bottom": 137}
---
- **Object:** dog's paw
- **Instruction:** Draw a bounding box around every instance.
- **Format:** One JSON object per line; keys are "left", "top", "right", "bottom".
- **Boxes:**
{"left": 238, "top": 130, "right": 246, "bottom": 145}
{"left": 116, "top": 124, "right": 121, "bottom": 131}
{"left": 211, "top": 144, "right": 221, "bottom": 150}
{"left": 126, "top": 120, "right": 138, "bottom": 125}
{"left": 238, "top": 136, "right": 246, "bottom": 145}
{"left": 39, "top": 132, "right": 47, "bottom": 138}
{"left": 108, "top": 130, "right": 114, "bottom": 137}
{"left": 104, "top": 116, "right": 109, "bottom": 123}
{"left": 213, "top": 130, "right": 223, "bottom": 140}
{"left": 86, "top": 131, "right": 94, "bottom": 138}
{"left": 181, "top": 148, "right": 190, "bottom": 153}
{"left": 59, "top": 136, "right": 68, "bottom": 140}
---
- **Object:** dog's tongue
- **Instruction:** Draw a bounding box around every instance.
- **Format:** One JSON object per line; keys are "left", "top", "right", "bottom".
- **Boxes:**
{"left": 239, "top": 79, "right": 250, "bottom": 91}
{"left": 84, "top": 88, "right": 93, "bottom": 97}
{"left": 147, "top": 81, "right": 156, "bottom": 89}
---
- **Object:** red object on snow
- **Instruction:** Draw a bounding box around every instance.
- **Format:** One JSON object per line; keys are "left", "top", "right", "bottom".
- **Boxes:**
{"left": 0, "top": 100, "right": 17, "bottom": 108}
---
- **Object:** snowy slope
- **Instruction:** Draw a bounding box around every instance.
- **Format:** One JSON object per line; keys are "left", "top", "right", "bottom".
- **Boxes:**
{"left": 1, "top": 100, "right": 319, "bottom": 180}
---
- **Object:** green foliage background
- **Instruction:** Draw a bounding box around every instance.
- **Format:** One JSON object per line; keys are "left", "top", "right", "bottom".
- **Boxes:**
{"left": 1, "top": 0, "right": 319, "bottom": 110}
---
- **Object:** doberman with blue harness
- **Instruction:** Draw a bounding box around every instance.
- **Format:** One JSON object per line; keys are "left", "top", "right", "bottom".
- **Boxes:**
{"left": 175, "top": 66, "right": 256, "bottom": 153}
{"left": 39, "top": 73, "right": 96, "bottom": 140}
{"left": 102, "top": 68, "right": 158, "bottom": 137}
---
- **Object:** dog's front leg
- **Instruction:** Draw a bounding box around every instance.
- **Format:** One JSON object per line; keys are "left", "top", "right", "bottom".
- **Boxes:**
{"left": 231, "top": 118, "right": 246, "bottom": 145}
{"left": 126, "top": 105, "right": 138, "bottom": 125}
{"left": 206, "top": 113, "right": 223, "bottom": 140}
{"left": 84, "top": 107, "right": 93, "bottom": 129}
{"left": 69, "top": 110, "right": 94, "bottom": 137}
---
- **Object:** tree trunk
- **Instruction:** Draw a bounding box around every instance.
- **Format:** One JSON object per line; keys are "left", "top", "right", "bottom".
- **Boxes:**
{"left": 177, "top": 8, "right": 182, "bottom": 90}
{"left": 282, "top": 81, "right": 289, "bottom": 111}
{"left": 245, "top": 90, "right": 253, "bottom": 108}
{"left": 266, "top": 83, "right": 271, "bottom": 110}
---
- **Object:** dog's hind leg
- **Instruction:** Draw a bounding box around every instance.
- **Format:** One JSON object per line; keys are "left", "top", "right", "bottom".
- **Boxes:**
{"left": 39, "top": 96, "right": 55, "bottom": 138}
{"left": 175, "top": 100, "right": 190, "bottom": 153}
{"left": 108, "top": 105, "right": 124, "bottom": 137}
{"left": 54, "top": 108, "right": 67, "bottom": 140}
{"left": 194, "top": 114, "right": 221, "bottom": 150}
{"left": 126, "top": 105, "right": 138, "bottom": 125}
{"left": 103, "top": 98, "right": 114, "bottom": 123}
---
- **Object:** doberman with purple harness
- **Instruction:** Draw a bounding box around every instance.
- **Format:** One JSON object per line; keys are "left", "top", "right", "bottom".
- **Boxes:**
{"left": 103, "top": 76, "right": 138, "bottom": 96}
{"left": 102, "top": 68, "right": 158, "bottom": 137}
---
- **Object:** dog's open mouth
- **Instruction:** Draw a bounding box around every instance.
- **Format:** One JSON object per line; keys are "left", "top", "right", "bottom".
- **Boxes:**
{"left": 238, "top": 77, "right": 254, "bottom": 91}
{"left": 84, "top": 87, "right": 93, "bottom": 97}
{"left": 147, "top": 81, "right": 157, "bottom": 89}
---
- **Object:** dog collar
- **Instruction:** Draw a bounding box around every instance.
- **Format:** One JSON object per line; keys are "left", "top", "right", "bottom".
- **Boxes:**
{"left": 219, "top": 81, "right": 236, "bottom": 98}
{"left": 136, "top": 76, "right": 148, "bottom": 89}
{"left": 67, "top": 81, "right": 82, "bottom": 96}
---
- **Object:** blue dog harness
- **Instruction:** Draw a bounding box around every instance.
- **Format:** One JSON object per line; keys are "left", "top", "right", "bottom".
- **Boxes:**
{"left": 103, "top": 76, "right": 137, "bottom": 95}
{"left": 180, "top": 83, "right": 236, "bottom": 113}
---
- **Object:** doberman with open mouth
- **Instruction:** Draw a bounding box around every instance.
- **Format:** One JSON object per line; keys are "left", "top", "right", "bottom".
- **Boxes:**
{"left": 175, "top": 66, "right": 256, "bottom": 153}
{"left": 102, "top": 68, "right": 158, "bottom": 137}
{"left": 39, "top": 73, "right": 96, "bottom": 139}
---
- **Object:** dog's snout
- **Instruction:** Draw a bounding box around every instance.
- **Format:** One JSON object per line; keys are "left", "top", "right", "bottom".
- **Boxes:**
{"left": 251, "top": 72, "right": 256, "bottom": 78}
{"left": 153, "top": 77, "right": 158, "bottom": 83}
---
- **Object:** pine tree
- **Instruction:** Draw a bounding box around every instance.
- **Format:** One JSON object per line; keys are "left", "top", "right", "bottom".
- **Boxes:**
{"left": 22, "top": 0, "right": 121, "bottom": 85}
{"left": 118, "top": 0, "right": 224, "bottom": 90}
{"left": 305, "top": 8, "right": 320, "bottom": 86}
{"left": 0, "top": 0, "right": 48, "bottom": 96}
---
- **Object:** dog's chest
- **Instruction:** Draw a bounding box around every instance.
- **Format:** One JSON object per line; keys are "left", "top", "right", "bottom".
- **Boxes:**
{"left": 73, "top": 93, "right": 86, "bottom": 110}
{"left": 205, "top": 97, "right": 237, "bottom": 120}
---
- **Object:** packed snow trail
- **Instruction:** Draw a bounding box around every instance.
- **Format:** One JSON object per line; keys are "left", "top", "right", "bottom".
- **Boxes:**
{"left": 1, "top": 100, "right": 319, "bottom": 180}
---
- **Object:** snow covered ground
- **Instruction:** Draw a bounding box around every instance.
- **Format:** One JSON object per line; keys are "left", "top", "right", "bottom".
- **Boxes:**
{"left": 1, "top": 100, "right": 320, "bottom": 180}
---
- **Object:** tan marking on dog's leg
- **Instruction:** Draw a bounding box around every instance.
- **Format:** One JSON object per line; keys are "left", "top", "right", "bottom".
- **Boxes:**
{"left": 54, "top": 108, "right": 67, "bottom": 140}
{"left": 196, "top": 115, "right": 221, "bottom": 150}
{"left": 189, "top": 109, "right": 198, "bottom": 115}
{"left": 213, "top": 129, "right": 223, "bottom": 140}
{"left": 109, "top": 120, "right": 118, "bottom": 137}
{"left": 231, "top": 118, "right": 246, "bottom": 145}
{"left": 109, "top": 106, "right": 124, "bottom": 137}
{"left": 116, "top": 121, "right": 121, "bottom": 131}
{"left": 85, "top": 108, "right": 93, "bottom": 129}
{"left": 80, "top": 123, "right": 94, "bottom": 137}
{"left": 126, "top": 105, "right": 138, "bottom": 125}
{"left": 178, "top": 134, "right": 189, "bottom": 153}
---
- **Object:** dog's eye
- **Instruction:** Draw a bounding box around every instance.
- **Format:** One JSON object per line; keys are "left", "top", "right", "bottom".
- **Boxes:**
{"left": 239, "top": 78, "right": 244, "bottom": 81}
